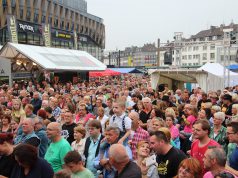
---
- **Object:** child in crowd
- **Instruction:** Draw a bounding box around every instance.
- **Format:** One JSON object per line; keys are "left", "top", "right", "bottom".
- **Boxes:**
{"left": 109, "top": 99, "right": 131, "bottom": 145}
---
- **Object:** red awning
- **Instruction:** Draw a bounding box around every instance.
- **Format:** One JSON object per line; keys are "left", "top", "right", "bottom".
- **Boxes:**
{"left": 89, "top": 69, "right": 121, "bottom": 77}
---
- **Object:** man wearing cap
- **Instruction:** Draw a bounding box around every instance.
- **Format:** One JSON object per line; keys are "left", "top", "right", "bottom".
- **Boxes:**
{"left": 162, "top": 95, "right": 176, "bottom": 107}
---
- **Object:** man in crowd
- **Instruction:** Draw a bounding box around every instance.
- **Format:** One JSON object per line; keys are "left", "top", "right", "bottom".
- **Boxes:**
{"left": 129, "top": 111, "right": 149, "bottom": 159}
{"left": 34, "top": 117, "right": 49, "bottom": 158}
{"left": 84, "top": 120, "right": 104, "bottom": 177}
{"left": 203, "top": 146, "right": 236, "bottom": 177}
{"left": 14, "top": 118, "right": 40, "bottom": 147}
{"left": 44, "top": 122, "right": 72, "bottom": 172}
{"left": 50, "top": 97, "right": 61, "bottom": 119}
{"left": 108, "top": 144, "right": 142, "bottom": 178}
{"left": 139, "top": 97, "right": 152, "bottom": 129}
{"left": 64, "top": 151, "right": 94, "bottom": 178}
{"left": 94, "top": 126, "right": 133, "bottom": 178}
{"left": 150, "top": 131, "right": 186, "bottom": 178}
{"left": 62, "top": 110, "right": 77, "bottom": 144}
{"left": 190, "top": 119, "right": 220, "bottom": 174}
{"left": 226, "top": 121, "right": 238, "bottom": 173}
{"left": 30, "top": 91, "right": 42, "bottom": 114}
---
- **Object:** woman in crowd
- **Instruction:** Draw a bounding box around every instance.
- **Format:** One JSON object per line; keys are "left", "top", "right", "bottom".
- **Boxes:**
{"left": 1, "top": 114, "right": 12, "bottom": 133}
{"left": 209, "top": 105, "right": 221, "bottom": 127}
{"left": 0, "top": 133, "right": 16, "bottom": 177}
{"left": 96, "top": 107, "right": 109, "bottom": 134}
{"left": 198, "top": 108, "right": 211, "bottom": 120}
{"left": 11, "top": 99, "right": 26, "bottom": 125}
{"left": 231, "top": 104, "right": 238, "bottom": 121}
{"left": 175, "top": 158, "right": 202, "bottom": 178}
{"left": 75, "top": 103, "right": 94, "bottom": 126}
{"left": 71, "top": 126, "right": 86, "bottom": 157}
{"left": 135, "top": 141, "right": 158, "bottom": 178}
{"left": 180, "top": 105, "right": 197, "bottom": 153}
{"left": 210, "top": 112, "right": 228, "bottom": 153}
{"left": 166, "top": 114, "right": 180, "bottom": 149}
{"left": 11, "top": 144, "right": 54, "bottom": 178}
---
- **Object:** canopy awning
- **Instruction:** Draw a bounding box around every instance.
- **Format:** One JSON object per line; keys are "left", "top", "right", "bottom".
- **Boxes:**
{"left": 109, "top": 68, "right": 143, "bottom": 74}
{"left": 228, "top": 64, "right": 238, "bottom": 70}
{"left": 89, "top": 69, "right": 121, "bottom": 77}
{"left": 0, "top": 43, "right": 106, "bottom": 71}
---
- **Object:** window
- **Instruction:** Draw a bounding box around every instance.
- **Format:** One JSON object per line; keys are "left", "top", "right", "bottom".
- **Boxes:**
{"left": 210, "top": 53, "right": 215, "bottom": 59}
{"left": 203, "top": 53, "right": 207, "bottom": 60}
{"left": 203, "top": 46, "right": 207, "bottom": 50}
{"left": 210, "top": 45, "right": 215, "bottom": 50}
{"left": 188, "top": 55, "right": 192, "bottom": 60}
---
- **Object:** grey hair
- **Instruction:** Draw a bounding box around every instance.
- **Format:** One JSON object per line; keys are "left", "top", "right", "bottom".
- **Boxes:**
{"left": 211, "top": 105, "right": 221, "bottom": 112}
{"left": 208, "top": 147, "right": 226, "bottom": 167}
{"left": 214, "top": 112, "right": 225, "bottom": 122}
{"left": 105, "top": 126, "right": 120, "bottom": 136}
{"left": 109, "top": 144, "right": 129, "bottom": 163}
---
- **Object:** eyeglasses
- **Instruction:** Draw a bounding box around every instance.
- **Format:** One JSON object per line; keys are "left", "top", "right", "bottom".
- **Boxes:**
{"left": 227, "top": 132, "right": 237, "bottom": 135}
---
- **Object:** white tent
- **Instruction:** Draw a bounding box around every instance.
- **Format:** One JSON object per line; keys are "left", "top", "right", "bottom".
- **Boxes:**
{"left": 197, "top": 63, "right": 238, "bottom": 87}
{"left": 150, "top": 63, "right": 238, "bottom": 92}
{"left": 0, "top": 43, "right": 106, "bottom": 71}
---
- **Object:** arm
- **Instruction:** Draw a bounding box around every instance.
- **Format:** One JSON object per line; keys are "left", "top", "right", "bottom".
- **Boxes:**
{"left": 118, "top": 129, "right": 131, "bottom": 144}
{"left": 225, "top": 165, "right": 238, "bottom": 176}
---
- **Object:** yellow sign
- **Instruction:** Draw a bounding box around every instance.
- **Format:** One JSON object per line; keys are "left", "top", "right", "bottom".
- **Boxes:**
{"left": 128, "top": 56, "right": 133, "bottom": 66}
{"left": 7, "top": 15, "right": 18, "bottom": 43}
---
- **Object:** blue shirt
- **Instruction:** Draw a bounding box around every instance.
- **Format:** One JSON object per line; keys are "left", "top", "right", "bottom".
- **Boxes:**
{"left": 86, "top": 134, "right": 102, "bottom": 177}
{"left": 94, "top": 143, "right": 133, "bottom": 178}
{"left": 229, "top": 146, "right": 238, "bottom": 170}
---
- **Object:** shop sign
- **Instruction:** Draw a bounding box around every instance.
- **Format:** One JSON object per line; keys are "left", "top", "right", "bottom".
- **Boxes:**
{"left": 18, "top": 23, "right": 35, "bottom": 33}
{"left": 55, "top": 31, "right": 71, "bottom": 39}
{"left": 7, "top": 15, "right": 18, "bottom": 43}
{"left": 79, "top": 36, "right": 87, "bottom": 42}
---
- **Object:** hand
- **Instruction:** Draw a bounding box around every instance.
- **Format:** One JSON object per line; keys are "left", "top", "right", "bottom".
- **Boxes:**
{"left": 100, "top": 159, "right": 109, "bottom": 167}
{"left": 104, "top": 163, "right": 112, "bottom": 171}
{"left": 118, "top": 139, "right": 124, "bottom": 145}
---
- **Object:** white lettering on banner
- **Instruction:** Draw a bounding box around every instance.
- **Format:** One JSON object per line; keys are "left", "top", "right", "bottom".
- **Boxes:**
{"left": 19, "top": 24, "right": 35, "bottom": 33}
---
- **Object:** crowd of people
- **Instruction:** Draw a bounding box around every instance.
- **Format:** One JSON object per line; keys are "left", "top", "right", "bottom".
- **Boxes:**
{"left": 0, "top": 75, "right": 238, "bottom": 178}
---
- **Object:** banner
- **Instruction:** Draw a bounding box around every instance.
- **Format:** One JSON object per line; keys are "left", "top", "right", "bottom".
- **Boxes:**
{"left": 7, "top": 15, "right": 18, "bottom": 43}
{"left": 42, "top": 24, "right": 51, "bottom": 47}
{"left": 74, "top": 31, "right": 78, "bottom": 50}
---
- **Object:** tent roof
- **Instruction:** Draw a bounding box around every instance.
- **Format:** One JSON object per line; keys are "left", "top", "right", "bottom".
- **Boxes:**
{"left": 0, "top": 43, "right": 106, "bottom": 71}
{"left": 89, "top": 69, "right": 121, "bottom": 77}
{"left": 109, "top": 68, "right": 143, "bottom": 74}
{"left": 197, "top": 63, "right": 238, "bottom": 76}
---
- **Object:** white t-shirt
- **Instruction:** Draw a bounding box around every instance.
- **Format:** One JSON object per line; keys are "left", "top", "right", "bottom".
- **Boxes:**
{"left": 109, "top": 113, "right": 131, "bottom": 131}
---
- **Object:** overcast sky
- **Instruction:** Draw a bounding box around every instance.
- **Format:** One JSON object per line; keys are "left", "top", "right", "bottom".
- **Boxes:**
{"left": 86, "top": 0, "right": 238, "bottom": 51}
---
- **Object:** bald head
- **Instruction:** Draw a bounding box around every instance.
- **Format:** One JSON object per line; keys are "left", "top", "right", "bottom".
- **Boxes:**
{"left": 109, "top": 144, "right": 129, "bottom": 163}
{"left": 47, "top": 122, "right": 62, "bottom": 132}
{"left": 129, "top": 111, "right": 139, "bottom": 120}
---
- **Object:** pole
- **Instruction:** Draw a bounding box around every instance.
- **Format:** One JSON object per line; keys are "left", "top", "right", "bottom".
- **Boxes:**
{"left": 157, "top": 38, "right": 160, "bottom": 68}
{"left": 223, "top": 47, "right": 227, "bottom": 88}
{"left": 228, "top": 46, "right": 231, "bottom": 87}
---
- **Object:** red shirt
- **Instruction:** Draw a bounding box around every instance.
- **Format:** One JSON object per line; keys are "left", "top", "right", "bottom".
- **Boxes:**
{"left": 191, "top": 139, "right": 220, "bottom": 175}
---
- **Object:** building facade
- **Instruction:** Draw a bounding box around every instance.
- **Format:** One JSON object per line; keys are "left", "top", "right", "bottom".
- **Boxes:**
{"left": 104, "top": 43, "right": 158, "bottom": 67}
{"left": 0, "top": 0, "right": 105, "bottom": 60}
{"left": 159, "top": 23, "right": 238, "bottom": 67}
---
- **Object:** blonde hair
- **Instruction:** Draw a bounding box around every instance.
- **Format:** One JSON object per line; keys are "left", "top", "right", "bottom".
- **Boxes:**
{"left": 159, "top": 127, "right": 172, "bottom": 141}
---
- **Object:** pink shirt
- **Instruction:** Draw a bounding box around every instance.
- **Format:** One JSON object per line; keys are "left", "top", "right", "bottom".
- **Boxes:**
{"left": 75, "top": 113, "right": 94, "bottom": 125}
{"left": 183, "top": 115, "right": 197, "bottom": 133}
{"left": 203, "top": 171, "right": 238, "bottom": 178}
{"left": 170, "top": 125, "right": 179, "bottom": 140}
